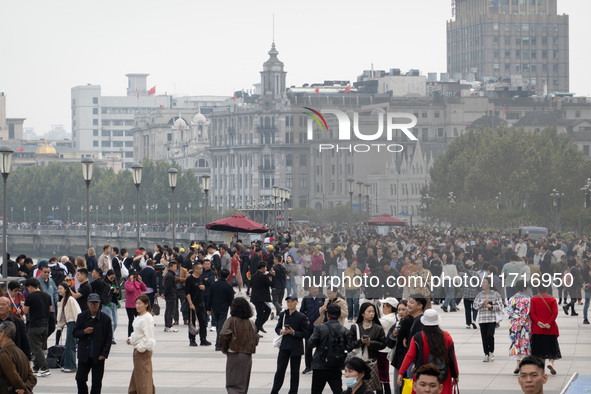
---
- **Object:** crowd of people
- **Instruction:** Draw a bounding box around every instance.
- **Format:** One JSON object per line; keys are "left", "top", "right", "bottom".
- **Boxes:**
{"left": 0, "top": 223, "right": 588, "bottom": 393}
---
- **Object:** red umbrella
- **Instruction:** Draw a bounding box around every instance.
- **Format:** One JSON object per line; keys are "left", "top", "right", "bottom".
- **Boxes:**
{"left": 206, "top": 213, "right": 270, "bottom": 233}
{"left": 367, "top": 214, "right": 408, "bottom": 226}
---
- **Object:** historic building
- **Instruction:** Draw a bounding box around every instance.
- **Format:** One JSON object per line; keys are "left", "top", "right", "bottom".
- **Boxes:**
{"left": 447, "top": 0, "right": 569, "bottom": 94}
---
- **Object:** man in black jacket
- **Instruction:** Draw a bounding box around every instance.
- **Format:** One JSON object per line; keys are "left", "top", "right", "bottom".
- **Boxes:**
{"left": 163, "top": 261, "right": 179, "bottom": 333}
{"left": 272, "top": 255, "right": 287, "bottom": 316}
{"left": 73, "top": 293, "right": 112, "bottom": 394}
{"left": 206, "top": 269, "right": 234, "bottom": 351}
{"left": 250, "top": 262, "right": 275, "bottom": 335}
{"left": 0, "top": 296, "right": 31, "bottom": 360}
{"left": 308, "top": 304, "right": 349, "bottom": 394}
{"left": 247, "top": 246, "right": 262, "bottom": 294}
{"left": 139, "top": 259, "right": 158, "bottom": 307}
{"left": 300, "top": 286, "right": 326, "bottom": 374}
{"left": 270, "top": 296, "right": 309, "bottom": 394}
{"left": 185, "top": 262, "right": 211, "bottom": 347}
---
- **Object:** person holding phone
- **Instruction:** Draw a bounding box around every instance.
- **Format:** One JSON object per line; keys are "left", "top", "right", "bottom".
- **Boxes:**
{"left": 473, "top": 277, "right": 503, "bottom": 362}
{"left": 124, "top": 270, "right": 146, "bottom": 337}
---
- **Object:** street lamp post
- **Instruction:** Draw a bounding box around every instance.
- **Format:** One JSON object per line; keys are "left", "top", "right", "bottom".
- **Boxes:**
{"left": 496, "top": 192, "right": 502, "bottom": 210}
{"left": 154, "top": 204, "right": 158, "bottom": 225}
{"left": 201, "top": 175, "right": 210, "bottom": 242}
{"left": 550, "top": 189, "right": 564, "bottom": 233}
{"left": 39, "top": 207, "right": 41, "bottom": 223}
{"left": 23, "top": 207, "right": 26, "bottom": 223}
{"left": 120, "top": 205, "right": 124, "bottom": 224}
{"left": 347, "top": 178, "right": 355, "bottom": 219}
{"left": 356, "top": 181, "right": 363, "bottom": 213}
{"left": 96, "top": 205, "right": 99, "bottom": 224}
{"left": 10, "top": 207, "right": 13, "bottom": 223}
{"left": 81, "top": 157, "right": 94, "bottom": 249}
{"left": 448, "top": 192, "right": 456, "bottom": 227}
{"left": 278, "top": 188, "right": 285, "bottom": 228}
{"left": 188, "top": 202, "right": 191, "bottom": 225}
{"left": 80, "top": 206, "right": 83, "bottom": 223}
{"left": 168, "top": 203, "right": 171, "bottom": 225}
{"left": 168, "top": 168, "right": 178, "bottom": 247}
{"left": 272, "top": 185, "right": 279, "bottom": 228}
{"left": 52, "top": 206, "right": 54, "bottom": 221}
{"left": 581, "top": 178, "right": 591, "bottom": 208}
{"left": 67, "top": 206, "right": 70, "bottom": 223}
{"left": 131, "top": 163, "right": 143, "bottom": 248}
{"left": 146, "top": 203, "right": 149, "bottom": 226}
{"left": 55, "top": 206, "right": 59, "bottom": 221}
{"left": 364, "top": 184, "right": 370, "bottom": 215}
{"left": 108, "top": 205, "right": 111, "bottom": 224}
{"left": 284, "top": 188, "right": 291, "bottom": 229}
{"left": 0, "top": 146, "right": 13, "bottom": 279}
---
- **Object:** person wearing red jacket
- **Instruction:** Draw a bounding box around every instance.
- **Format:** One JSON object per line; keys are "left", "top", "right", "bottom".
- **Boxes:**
{"left": 529, "top": 286, "right": 561, "bottom": 375}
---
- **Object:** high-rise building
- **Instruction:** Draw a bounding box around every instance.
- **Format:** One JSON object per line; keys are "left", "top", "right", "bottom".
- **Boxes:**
{"left": 71, "top": 74, "right": 169, "bottom": 169}
{"left": 447, "top": 0, "right": 569, "bottom": 93}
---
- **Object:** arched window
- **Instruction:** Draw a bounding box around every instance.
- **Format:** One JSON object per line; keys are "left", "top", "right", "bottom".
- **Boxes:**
{"left": 195, "top": 159, "right": 209, "bottom": 168}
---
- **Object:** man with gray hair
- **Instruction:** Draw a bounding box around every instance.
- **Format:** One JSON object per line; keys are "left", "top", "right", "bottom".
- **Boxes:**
{"left": 0, "top": 321, "right": 37, "bottom": 394}
{"left": 0, "top": 297, "right": 30, "bottom": 360}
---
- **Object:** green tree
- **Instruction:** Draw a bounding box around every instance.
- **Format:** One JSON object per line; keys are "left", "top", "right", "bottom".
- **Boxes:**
{"left": 425, "top": 126, "right": 591, "bottom": 230}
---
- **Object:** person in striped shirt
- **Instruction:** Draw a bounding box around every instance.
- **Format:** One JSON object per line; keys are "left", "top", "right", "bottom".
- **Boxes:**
{"left": 473, "top": 277, "right": 503, "bottom": 362}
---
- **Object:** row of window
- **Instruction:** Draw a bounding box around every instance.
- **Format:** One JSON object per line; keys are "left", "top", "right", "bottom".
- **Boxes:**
{"left": 92, "top": 130, "right": 134, "bottom": 137}
{"left": 92, "top": 141, "right": 133, "bottom": 148}
{"left": 493, "top": 49, "right": 558, "bottom": 59}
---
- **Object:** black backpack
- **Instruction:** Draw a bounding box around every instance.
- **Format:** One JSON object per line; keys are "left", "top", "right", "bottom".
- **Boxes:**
{"left": 319, "top": 323, "right": 347, "bottom": 369}
{"left": 414, "top": 331, "right": 454, "bottom": 381}
{"left": 50, "top": 265, "right": 66, "bottom": 285}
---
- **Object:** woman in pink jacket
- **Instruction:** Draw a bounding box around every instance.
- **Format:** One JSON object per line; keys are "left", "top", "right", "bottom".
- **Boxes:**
{"left": 125, "top": 270, "right": 147, "bottom": 337}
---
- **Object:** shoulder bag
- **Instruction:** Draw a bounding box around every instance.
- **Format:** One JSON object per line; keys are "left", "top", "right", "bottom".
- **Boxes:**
{"left": 273, "top": 313, "right": 285, "bottom": 348}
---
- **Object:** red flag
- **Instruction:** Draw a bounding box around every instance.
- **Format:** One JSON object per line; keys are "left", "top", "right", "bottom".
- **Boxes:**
{"left": 315, "top": 88, "right": 319, "bottom": 95}
{"left": 160, "top": 105, "right": 164, "bottom": 109}
{"left": 233, "top": 92, "right": 236, "bottom": 101}
{"left": 504, "top": 109, "right": 510, "bottom": 114}
{"left": 344, "top": 85, "right": 351, "bottom": 93}
{"left": 136, "top": 91, "right": 139, "bottom": 99}
{"left": 148, "top": 86, "right": 156, "bottom": 95}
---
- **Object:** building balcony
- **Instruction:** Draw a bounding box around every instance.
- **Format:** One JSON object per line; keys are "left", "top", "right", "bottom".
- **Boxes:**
{"left": 256, "top": 125, "right": 277, "bottom": 132}
{"left": 258, "top": 164, "right": 275, "bottom": 172}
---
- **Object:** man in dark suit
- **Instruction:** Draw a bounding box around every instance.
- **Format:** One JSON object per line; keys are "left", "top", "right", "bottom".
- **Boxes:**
{"left": 206, "top": 268, "right": 234, "bottom": 351}
{"left": 73, "top": 293, "right": 112, "bottom": 394}
{"left": 250, "top": 262, "right": 275, "bottom": 335}
{"left": 300, "top": 286, "right": 326, "bottom": 374}
{"left": 247, "top": 246, "right": 262, "bottom": 293}
{"left": 270, "top": 295, "right": 309, "bottom": 394}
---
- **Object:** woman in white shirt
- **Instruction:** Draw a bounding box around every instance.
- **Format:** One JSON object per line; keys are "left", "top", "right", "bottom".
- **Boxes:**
{"left": 127, "top": 293, "right": 156, "bottom": 394}
{"left": 378, "top": 297, "right": 399, "bottom": 394}
{"left": 57, "top": 283, "right": 81, "bottom": 372}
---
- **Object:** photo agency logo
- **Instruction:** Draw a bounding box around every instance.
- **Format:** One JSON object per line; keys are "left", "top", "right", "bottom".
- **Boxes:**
{"left": 302, "top": 107, "right": 418, "bottom": 153}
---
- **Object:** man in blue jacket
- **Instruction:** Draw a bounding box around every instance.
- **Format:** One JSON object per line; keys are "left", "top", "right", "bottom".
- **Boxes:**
{"left": 299, "top": 285, "right": 326, "bottom": 374}
{"left": 206, "top": 269, "right": 234, "bottom": 351}
{"left": 139, "top": 259, "right": 158, "bottom": 307}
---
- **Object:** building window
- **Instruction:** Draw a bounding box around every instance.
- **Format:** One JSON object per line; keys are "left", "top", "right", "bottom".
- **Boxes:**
{"left": 286, "top": 154, "right": 292, "bottom": 166}
{"left": 93, "top": 141, "right": 98, "bottom": 147}
{"left": 299, "top": 154, "right": 307, "bottom": 166}
{"left": 92, "top": 97, "right": 98, "bottom": 104}
{"left": 93, "top": 130, "right": 98, "bottom": 137}
{"left": 102, "top": 130, "right": 110, "bottom": 137}
{"left": 286, "top": 173, "right": 292, "bottom": 188}
{"left": 125, "top": 151, "right": 134, "bottom": 158}
{"left": 493, "top": 23, "right": 499, "bottom": 31}
{"left": 102, "top": 141, "right": 111, "bottom": 147}
{"left": 434, "top": 112, "right": 440, "bottom": 118}
{"left": 113, "top": 130, "right": 123, "bottom": 137}
{"left": 576, "top": 110, "right": 581, "bottom": 118}
{"left": 93, "top": 119, "right": 98, "bottom": 125}
{"left": 125, "top": 141, "right": 133, "bottom": 147}
{"left": 113, "top": 141, "right": 123, "bottom": 147}
{"left": 584, "top": 145, "right": 589, "bottom": 156}
{"left": 125, "top": 130, "right": 133, "bottom": 137}
{"left": 437, "top": 128, "right": 444, "bottom": 137}
{"left": 92, "top": 108, "right": 98, "bottom": 115}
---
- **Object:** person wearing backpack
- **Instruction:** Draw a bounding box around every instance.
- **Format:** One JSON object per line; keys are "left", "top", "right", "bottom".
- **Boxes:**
{"left": 397, "top": 309, "right": 459, "bottom": 394}
{"left": 270, "top": 295, "right": 309, "bottom": 394}
{"left": 308, "top": 303, "right": 349, "bottom": 394}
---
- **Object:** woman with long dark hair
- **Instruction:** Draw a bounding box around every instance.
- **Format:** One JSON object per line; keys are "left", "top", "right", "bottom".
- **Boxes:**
{"left": 57, "top": 282, "right": 81, "bottom": 372}
{"left": 397, "top": 309, "right": 459, "bottom": 394}
{"left": 127, "top": 293, "right": 156, "bottom": 394}
{"left": 348, "top": 302, "right": 386, "bottom": 392}
{"left": 388, "top": 300, "right": 411, "bottom": 394}
{"left": 220, "top": 297, "right": 260, "bottom": 394}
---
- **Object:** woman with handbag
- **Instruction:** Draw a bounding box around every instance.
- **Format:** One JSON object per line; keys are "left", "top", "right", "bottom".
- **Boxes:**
{"left": 530, "top": 285, "right": 561, "bottom": 375}
{"left": 127, "top": 294, "right": 156, "bottom": 394}
{"left": 396, "top": 309, "right": 459, "bottom": 394}
{"left": 219, "top": 297, "right": 260, "bottom": 394}
{"left": 348, "top": 302, "right": 386, "bottom": 392}
{"left": 56, "top": 282, "right": 81, "bottom": 373}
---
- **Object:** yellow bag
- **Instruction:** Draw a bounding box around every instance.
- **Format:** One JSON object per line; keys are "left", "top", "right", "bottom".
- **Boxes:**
{"left": 402, "top": 378, "right": 413, "bottom": 394}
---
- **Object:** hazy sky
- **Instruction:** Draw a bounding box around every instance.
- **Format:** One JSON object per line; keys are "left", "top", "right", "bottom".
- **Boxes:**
{"left": 1, "top": 0, "right": 589, "bottom": 135}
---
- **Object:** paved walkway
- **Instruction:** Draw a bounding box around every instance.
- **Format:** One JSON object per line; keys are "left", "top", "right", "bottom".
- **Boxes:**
{"left": 34, "top": 296, "right": 590, "bottom": 393}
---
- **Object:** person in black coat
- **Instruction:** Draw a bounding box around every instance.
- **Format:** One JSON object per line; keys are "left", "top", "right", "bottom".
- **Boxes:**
{"left": 139, "top": 259, "right": 158, "bottom": 307}
{"left": 270, "top": 295, "right": 309, "bottom": 394}
{"left": 300, "top": 285, "right": 326, "bottom": 374}
{"left": 163, "top": 261, "right": 179, "bottom": 332}
{"left": 73, "top": 293, "right": 112, "bottom": 394}
{"left": 250, "top": 262, "right": 275, "bottom": 334}
{"left": 0, "top": 296, "right": 31, "bottom": 360}
{"left": 206, "top": 269, "right": 234, "bottom": 350}
{"left": 308, "top": 304, "right": 350, "bottom": 394}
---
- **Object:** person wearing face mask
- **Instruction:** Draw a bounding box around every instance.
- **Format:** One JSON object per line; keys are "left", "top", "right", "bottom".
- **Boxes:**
{"left": 342, "top": 357, "right": 373, "bottom": 394}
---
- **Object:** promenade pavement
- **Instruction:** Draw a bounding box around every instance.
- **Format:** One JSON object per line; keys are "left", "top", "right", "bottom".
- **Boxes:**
{"left": 34, "top": 294, "right": 590, "bottom": 394}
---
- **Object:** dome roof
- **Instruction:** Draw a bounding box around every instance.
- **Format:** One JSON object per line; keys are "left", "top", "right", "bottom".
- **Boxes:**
{"left": 192, "top": 113, "right": 207, "bottom": 124}
{"left": 173, "top": 117, "right": 187, "bottom": 128}
{"left": 36, "top": 142, "right": 57, "bottom": 155}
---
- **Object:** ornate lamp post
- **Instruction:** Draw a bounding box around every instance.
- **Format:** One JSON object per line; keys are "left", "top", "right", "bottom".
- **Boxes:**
{"left": 188, "top": 202, "right": 191, "bottom": 225}
{"left": 168, "top": 168, "right": 178, "bottom": 247}
{"left": 0, "top": 146, "right": 13, "bottom": 279}
{"left": 364, "top": 183, "right": 371, "bottom": 215}
{"left": 347, "top": 178, "right": 355, "bottom": 218}
{"left": 284, "top": 188, "right": 291, "bottom": 229}
{"left": 356, "top": 181, "right": 363, "bottom": 213}
{"left": 272, "top": 185, "right": 279, "bottom": 228}
{"left": 550, "top": 189, "right": 564, "bottom": 233}
{"left": 81, "top": 157, "right": 94, "bottom": 248}
{"left": 67, "top": 206, "right": 70, "bottom": 223}
{"left": 120, "top": 205, "right": 124, "bottom": 224}
{"left": 131, "top": 163, "right": 143, "bottom": 248}
{"left": 23, "top": 207, "right": 26, "bottom": 223}
{"left": 201, "top": 175, "right": 210, "bottom": 242}
{"left": 108, "top": 204, "right": 111, "bottom": 224}
{"left": 581, "top": 178, "right": 591, "bottom": 208}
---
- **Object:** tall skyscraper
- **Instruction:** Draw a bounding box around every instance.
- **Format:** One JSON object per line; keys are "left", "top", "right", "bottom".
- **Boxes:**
{"left": 447, "top": 0, "right": 569, "bottom": 93}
